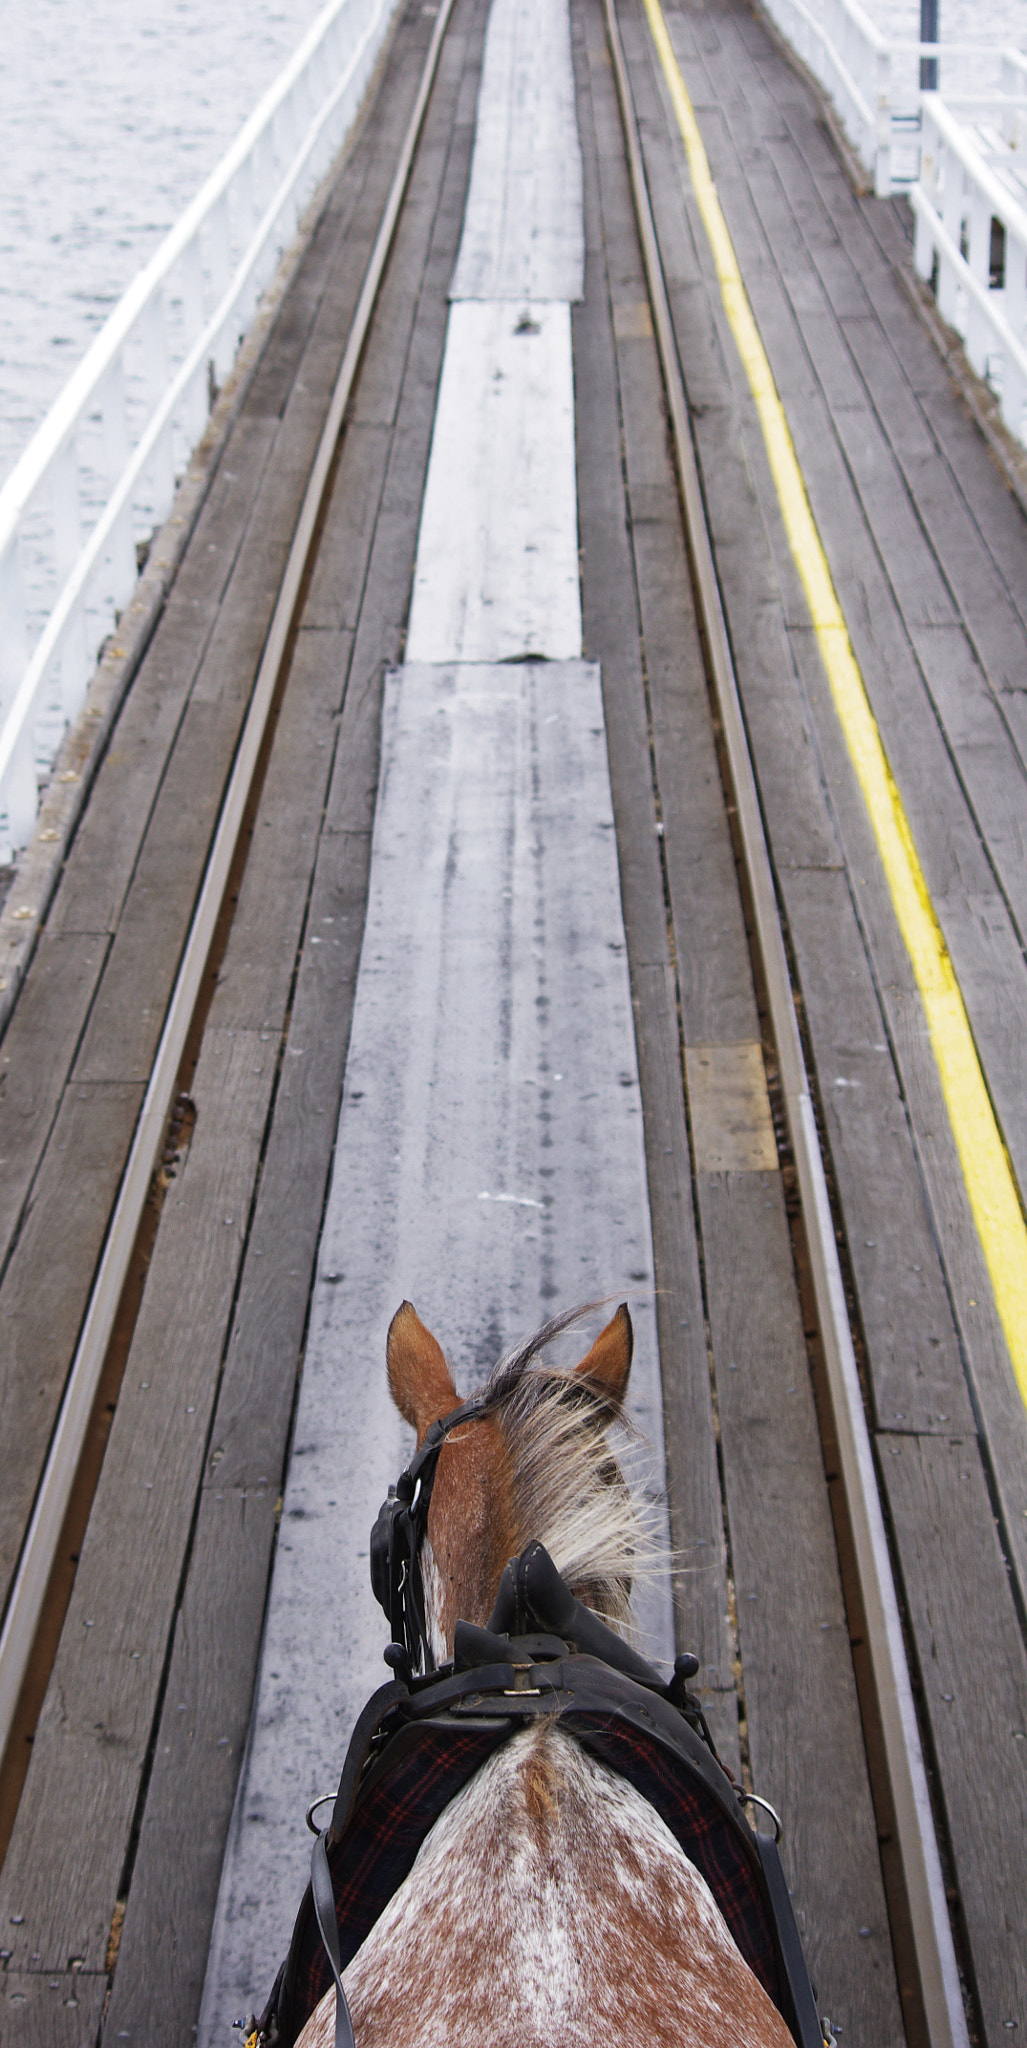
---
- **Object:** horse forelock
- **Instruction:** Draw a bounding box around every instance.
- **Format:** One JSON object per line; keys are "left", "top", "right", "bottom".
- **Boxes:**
{"left": 474, "top": 1309, "right": 659, "bottom": 1638}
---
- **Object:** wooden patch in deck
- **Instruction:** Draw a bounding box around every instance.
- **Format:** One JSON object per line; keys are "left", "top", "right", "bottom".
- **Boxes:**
{"left": 685, "top": 1043, "right": 777, "bottom": 1172}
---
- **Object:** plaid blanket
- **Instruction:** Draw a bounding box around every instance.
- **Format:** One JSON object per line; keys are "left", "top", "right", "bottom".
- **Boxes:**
{"left": 286, "top": 1709, "right": 779, "bottom": 2030}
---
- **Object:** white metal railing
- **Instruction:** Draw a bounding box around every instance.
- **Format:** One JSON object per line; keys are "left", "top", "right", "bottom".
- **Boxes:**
{"left": 913, "top": 88, "right": 1027, "bottom": 446}
{"left": 0, "top": 0, "right": 399, "bottom": 860}
{"left": 757, "top": 0, "right": 1027, "bottom": 446}
{"left": 760, "top": 0, "right": 1027, "bottom": 199}
{"left": 759, "top": 0, "right": 895, "bottom": 194}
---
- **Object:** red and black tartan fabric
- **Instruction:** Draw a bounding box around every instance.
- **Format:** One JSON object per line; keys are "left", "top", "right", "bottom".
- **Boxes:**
{"left": 571, "top": 1714, "right": 779, "bottom": 2002}
{"left": 289, "top": 1720, "right": 509, "bottom": 2028}
{"left": 287, "top": 1707, "right": 779, "bottom": 2031}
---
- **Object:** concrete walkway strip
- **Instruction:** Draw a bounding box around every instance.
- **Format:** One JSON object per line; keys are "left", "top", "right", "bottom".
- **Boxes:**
{"left": 448, "top": 0, "right": 584, "bottom": 302}
{"left": 198, "top": 661, "right": 670, "bottom": 2035}
{"left": 404, "top": 299, "right": 582, "bottom": 663}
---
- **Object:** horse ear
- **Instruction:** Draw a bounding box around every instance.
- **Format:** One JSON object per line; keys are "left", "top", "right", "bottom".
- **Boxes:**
{"left": 387, "top": 1301, "right": 460, "bottom": 1441}
{"left": 575, "top": 1303, "right": 633, "bottom": 1411}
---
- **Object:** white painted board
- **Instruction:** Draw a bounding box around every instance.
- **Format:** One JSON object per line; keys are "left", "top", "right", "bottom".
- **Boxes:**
{"left": 448, "top": 0, "right": 584, "bottom": 303}
{"left": 405, "top": 301, "right": 582, "bottom": 664}
{"left": 198, "top": 660, "right": 672, "bottom": 2042}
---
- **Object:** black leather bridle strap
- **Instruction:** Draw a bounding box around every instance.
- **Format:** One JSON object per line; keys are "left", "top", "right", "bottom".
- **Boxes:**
{"left": 311, "top": 1826, "right": 357, "bottom": 2048}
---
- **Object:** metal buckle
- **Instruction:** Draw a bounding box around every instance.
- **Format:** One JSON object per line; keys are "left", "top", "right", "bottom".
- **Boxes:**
{"left": 503, "top": 1664, "right": 543, "bottom": 1695}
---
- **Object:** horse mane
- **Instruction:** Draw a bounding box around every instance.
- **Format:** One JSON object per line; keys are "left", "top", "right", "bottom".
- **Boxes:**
{"left": 476, "top": 1304, "right": 659, "bottom": 1638}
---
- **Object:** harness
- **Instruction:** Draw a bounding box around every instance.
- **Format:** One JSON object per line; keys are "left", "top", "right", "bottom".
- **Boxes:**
{"left": 242, "top": 1410, "right": 831, "bottom": 2048}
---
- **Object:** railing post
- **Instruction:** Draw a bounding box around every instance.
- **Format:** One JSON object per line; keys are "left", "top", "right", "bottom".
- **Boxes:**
{"left": 207, "top": 192, "right": 235, "bottom": 383}
{"left": 98, "top": 355, "right": 137, "bottom": 622}
{"left": 2, "top": 728, "right": 40, "bottom": 857}
{"left": 142, "top": 289, "right": 177, "bottom": 527}
{"left": 0, "top": 540, "right": 27, "bottom": 725}
{"left": 178, "top": 241, "right": 209, "bottom": 444}
{"left": 1004, "top": 221, "right": 1027, "bottom": 442}
{"left": 0, "top": 540, "right": 36, "bottom": 856}
{"left": 875, "top": 41, "right": 892, "bottom": 196}
{"left": 51, "top": 438, "right": 90, "bottom": 723}
{"left": 914, "top": 101, "right": 940, "bottom": 281}
{"left": 938, "top": 129, "right": 964, "bottom": 329}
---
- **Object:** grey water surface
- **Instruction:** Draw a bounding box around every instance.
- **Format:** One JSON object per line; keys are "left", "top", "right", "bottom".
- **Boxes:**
{"left": 0, "top": 0, "right": 326, "bottom": 487}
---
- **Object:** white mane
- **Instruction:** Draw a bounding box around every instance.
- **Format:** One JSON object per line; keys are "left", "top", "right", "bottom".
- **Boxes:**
{"left": 480, "top": 1308, "right": 661, "bottom": 1636}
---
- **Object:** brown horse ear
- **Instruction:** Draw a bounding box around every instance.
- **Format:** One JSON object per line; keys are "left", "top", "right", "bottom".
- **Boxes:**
{"left": 574, "top": 1302, "right": 633, "bottom": 1411}
{"left": 387, "top": 1301, "right": 460, "bottom": 1443}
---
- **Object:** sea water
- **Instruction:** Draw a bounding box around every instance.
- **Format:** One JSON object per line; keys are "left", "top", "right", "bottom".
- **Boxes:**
{"left": 0, "top": 0, "right": 326, "bottom": 488}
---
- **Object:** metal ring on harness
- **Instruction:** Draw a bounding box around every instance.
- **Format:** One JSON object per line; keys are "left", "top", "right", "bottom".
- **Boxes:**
{"left": 306, "top": 1794, "right": 336, "bottom": 1835}
{"left": 741, "top": 1790, "right": 783, "bottom": 1842}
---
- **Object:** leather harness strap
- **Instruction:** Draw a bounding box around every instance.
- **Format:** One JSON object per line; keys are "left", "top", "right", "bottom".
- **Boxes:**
{"left": 311, "top": 1826, "right": 357, "bottom": 2048}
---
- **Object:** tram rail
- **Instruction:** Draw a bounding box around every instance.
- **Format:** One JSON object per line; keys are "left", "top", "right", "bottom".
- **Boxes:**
{"left": 0, "top": 0, "right": 1022, "bottom": 2040}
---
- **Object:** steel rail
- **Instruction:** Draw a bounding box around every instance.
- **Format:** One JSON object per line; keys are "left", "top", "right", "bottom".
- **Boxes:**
{"left": 0, "top": 0, "right": 459, "bottom": 1766}
{"left": 602, "top": 3, "right": 969, "bottom": 2043}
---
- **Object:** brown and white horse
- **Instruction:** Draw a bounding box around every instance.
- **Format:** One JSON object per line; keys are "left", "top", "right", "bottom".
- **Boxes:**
{"left": 297, "top": 1301, "right": 795, "bottom": 2048}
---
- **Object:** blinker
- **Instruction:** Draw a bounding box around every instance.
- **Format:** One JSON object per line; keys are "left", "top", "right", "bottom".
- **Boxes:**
{"left": 368, "top": 1395, "right": 486, "bottom": 1671}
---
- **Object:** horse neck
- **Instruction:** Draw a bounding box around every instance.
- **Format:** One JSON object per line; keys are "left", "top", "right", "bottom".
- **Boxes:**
{"left": 310, "top": 1723, "right": 795, "bottom": 2048}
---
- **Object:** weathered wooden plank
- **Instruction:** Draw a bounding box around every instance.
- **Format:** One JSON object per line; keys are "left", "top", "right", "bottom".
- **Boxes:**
{"left": 701, "top": 1169, "right": 904, "bottom": 2042}
{"left": 300, "top": 423, "right": 392, "bottom": 631}
{"left": 630, "top": 964, "right": 739, "bottom": 1757}
{"left": 571, "top": 0, "right": 674, "bottom": 979}
{"left": 0, "top": 1029, "right": 275, "bottom": 1974}
{"left": 49, "top": 415, "right": 280, "bottom": 941}
{"left": 624, "top": 17, "right": 1027, "bottom": 2040}
{"left": 882, "top": 981, "right": 1027, "bottom": 1607}
{"left": 615, "top": 335, "right": 763, "bottom": 1041}
{"left": 634, "top": 6, "right": 1027, "bottom": 1225}
{"left": 0, "top": 1970, "right": 106, "bottom": 2045}
{"left": 210, "top": 626, "right": 353, "bottom": 1034}
{"left": 0, "top": 1082, "right": 145, "bottom": 1620}
{"left": 879, "top": 1431, "right": 1027, "bottom": 2043}
{"left": 69, "top": 699, "right": 262, "bottom": 1084}
{"left": 621, "top": 31, "right": 845, "bottom": 886}
{"left": 783, "top": 864, "right": 975, "bottom": 1436}
{"left": 571, "top": 4, "right": 738, "bottom": 1752}
{"left": 0, "top": 934, "right": 110, "bottom": 1270}
{"left": 96, "top": 1485, "right": 281, "bottom": 2048}
{"left": 698, "top": 17, "right": 1027, "bottom": 818}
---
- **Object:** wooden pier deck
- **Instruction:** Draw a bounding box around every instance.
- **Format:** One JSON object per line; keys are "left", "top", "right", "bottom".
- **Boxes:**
{"left": 0, "top": 0, "right": 1024, "bottom": 2043}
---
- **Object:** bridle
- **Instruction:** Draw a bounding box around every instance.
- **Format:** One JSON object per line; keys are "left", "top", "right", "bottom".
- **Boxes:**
{"left": 369, "top": 1397, "right": 486, "bottom": 1673}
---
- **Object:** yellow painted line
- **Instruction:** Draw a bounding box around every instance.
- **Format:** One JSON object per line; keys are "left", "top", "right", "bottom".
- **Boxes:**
{"left": 641, "top": 0, "right": 1027, "bottom": 1406}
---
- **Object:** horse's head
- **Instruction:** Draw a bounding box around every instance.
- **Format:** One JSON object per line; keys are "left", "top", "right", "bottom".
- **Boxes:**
{"left": 385, "top": 1300, "right": 642, "bottom": 1663}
